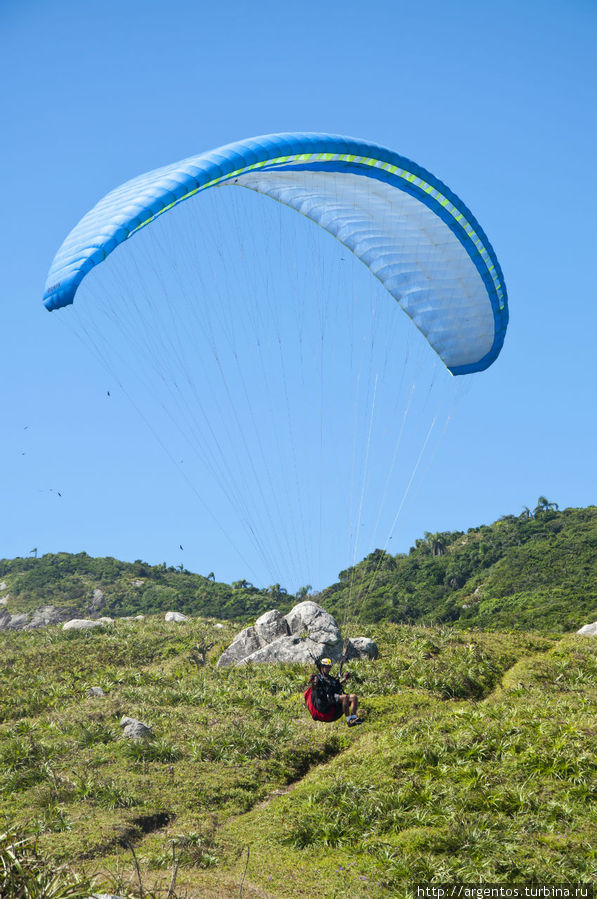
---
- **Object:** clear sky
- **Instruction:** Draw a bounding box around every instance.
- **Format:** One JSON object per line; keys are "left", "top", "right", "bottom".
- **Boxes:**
{"left": 1, "top": 0, "right": 596, "bottom": 592}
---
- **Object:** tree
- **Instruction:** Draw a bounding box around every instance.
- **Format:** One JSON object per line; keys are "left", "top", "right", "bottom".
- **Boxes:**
{"left": 534, "top": 496, "right": 559, "bottom": 515}
{"left": 424, "top": 532, "right": 449, "bottom": 557}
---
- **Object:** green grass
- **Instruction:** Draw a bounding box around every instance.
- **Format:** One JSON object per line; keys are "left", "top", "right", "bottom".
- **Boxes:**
{"left": 0, "top": 617, "right": 595, "bottom": 898}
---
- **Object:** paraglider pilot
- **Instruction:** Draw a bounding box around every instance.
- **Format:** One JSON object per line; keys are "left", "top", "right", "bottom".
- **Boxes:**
{"left": 305, "top": 657, "right": 362, "bottom": 726}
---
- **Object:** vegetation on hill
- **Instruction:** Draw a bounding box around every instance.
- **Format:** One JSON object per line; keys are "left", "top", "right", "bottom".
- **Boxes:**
{"left": 0, "top": 551, "right": 295, "bottom": 620}
{"left": 1, "top": 502, "right": 596, "bottom": 633}
{"left": 0, "top": 615, "right": 595, "bottom": 897}
{"left": 321, "top": 502, "right": 597, "bottom": 632}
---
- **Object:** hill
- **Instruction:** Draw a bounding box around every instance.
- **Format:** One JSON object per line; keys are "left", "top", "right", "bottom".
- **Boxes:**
{"left": 320, "top": 503, "right": 597, "bottom": 632}
{"left": 2, "top": 502, "right": 596, "bottom": 634}
{"left": 0, "top": 615, "right": 595, "bottom": 897}
{"left": 0, "top": 552, "right": 295, "bottom": 622}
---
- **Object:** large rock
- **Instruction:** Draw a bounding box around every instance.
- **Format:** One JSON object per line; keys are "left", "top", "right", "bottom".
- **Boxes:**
{"left": 284, "top": 601, "right": 341, "bottom": 646}
{"left": 218, "top": 601, "right": 345, "bottom": 667}
{"left": 577, "top": 621, "right": 597, "bottom": 636}
{"left": 254, "top": 609, "right": 289, "bottom": 643}
{"left": 238, "top": 635, "right": 340, "bottom": 666}
{"left": 343, "top": 637, "right": 379, "bottom": 660}
{"left": 217, "top": 625, "right": 264, "bottom": 667}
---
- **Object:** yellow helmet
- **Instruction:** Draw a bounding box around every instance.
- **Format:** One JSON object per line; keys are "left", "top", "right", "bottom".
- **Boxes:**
{"left": 320, "top": 658, "right": 332, "bottom": 667}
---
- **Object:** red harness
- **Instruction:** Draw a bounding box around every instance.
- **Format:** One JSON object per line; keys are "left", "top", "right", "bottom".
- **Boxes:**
{"left": 304, "top": 686, "right": 343, "bottom": 722}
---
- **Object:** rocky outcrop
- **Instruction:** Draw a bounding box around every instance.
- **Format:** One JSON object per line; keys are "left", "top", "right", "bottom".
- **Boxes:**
{"left": 217, "top": 600, "right": 377, "bottom": 667}
{"left": 0, "top": 605, "right": 83, "bottom": 631}
{"left": 577, "top": 621, "right": 597, "bottom": 636}
{"left": 89, "top": 588, "right": 106, "bottom": 612}
{"left": 29, "top": 606, "right": 72, "bottom": 629}
{"left": 0, "top": 610, "right": 29, "bottom": 630}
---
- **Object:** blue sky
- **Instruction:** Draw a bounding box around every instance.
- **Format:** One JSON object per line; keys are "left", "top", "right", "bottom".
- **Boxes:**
{"left": 1, "top": 0, "right": 596, "bottom": 591}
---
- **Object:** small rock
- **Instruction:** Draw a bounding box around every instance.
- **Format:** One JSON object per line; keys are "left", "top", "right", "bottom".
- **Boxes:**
{"left": 86, "top": 894, "right": 127, "bottom": 898}
{"left": 63, "top": 619, "right": 106, "bottom": 631}
{"left": 165, "top": 611, "right": 188, "bottom": 622}
{"left": 87, "top": 687, "right": 106, "bottom": 697}
{"left": 214, "top": 622, "right": 224, "bottom": 629}
{"left": 120, "top": 716, "right": 153, "bottom": 740}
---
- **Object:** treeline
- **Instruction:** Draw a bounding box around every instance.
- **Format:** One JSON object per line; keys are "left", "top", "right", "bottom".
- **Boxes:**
{"left": 2, "top": 502, "right": 596, "bottom": 632}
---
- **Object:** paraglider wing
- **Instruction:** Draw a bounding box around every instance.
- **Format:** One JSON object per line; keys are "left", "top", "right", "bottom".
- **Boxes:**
{"left": 43, "top": 132, "right": 508, "bottom": 374}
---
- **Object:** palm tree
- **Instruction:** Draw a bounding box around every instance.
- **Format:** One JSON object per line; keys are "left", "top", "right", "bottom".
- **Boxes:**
{"left": 534, "top": 496, "right": 559, "bottom": 515}
{"left": 425, "top": 531, "right": 448, "bottom": 557}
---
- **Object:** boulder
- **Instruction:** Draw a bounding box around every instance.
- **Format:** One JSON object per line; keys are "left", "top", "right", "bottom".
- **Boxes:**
{"left": 217, "top": 625, "right": 264, "bottom": 667}
{"left": 343, "top": 637, "right": 379, "bottom": 660}
{"left": 577, "top": 621, "right": 597, "bottom": 636}
{"left": 238, "top": 635, "right": 339, "bottom": 666}
{"left": 284, "top": 601, "right": 341, "bottom": 647}
{"left": 120, "top": 716, "right": 152, "bottom": 740}
{"left": 218, "top": 601, "right": 347, "bottom": 667}
{"left": 254, "top": 609, "right": 289, "bottom": 643}
{"left": 165, "top": 611, "right": 188, "bottom": 622}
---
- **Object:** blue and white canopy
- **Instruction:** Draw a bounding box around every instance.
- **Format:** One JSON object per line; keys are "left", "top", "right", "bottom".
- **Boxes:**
{"left": 43, "top": 132, "right": 508, "bottom": 375}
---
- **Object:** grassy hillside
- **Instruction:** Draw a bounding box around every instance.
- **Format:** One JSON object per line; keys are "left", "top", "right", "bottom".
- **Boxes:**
{"left": 1, "top": 615, "right": 595, "bottom": 897}
{"left": 2, "top": 504, "right": 596, "bottom": 634}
